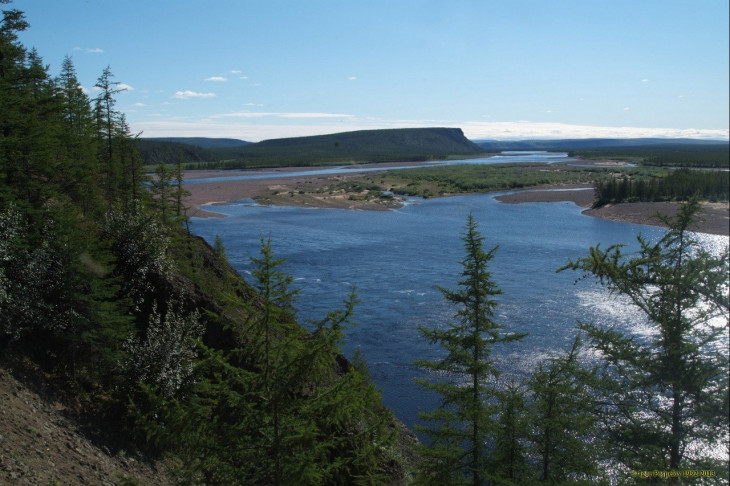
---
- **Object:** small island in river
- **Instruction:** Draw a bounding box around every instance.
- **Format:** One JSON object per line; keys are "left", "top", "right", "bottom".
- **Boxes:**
{"left": 184, "top": 159, "right": 729, "bottom": 237}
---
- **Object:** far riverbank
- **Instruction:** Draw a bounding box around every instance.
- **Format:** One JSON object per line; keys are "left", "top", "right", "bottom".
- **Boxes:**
{"left": 495, "top": 188, "right": 728, "bottom": 236}
{"left": 184, "top": 163, "right": 729, "bottom": 237}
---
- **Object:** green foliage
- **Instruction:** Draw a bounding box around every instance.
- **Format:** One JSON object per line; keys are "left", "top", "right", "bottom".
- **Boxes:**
{"left": 122, "top": 300, "right": 203, "bottom": 398}
{"left": 212, "top": 234, "right": 227, "bottom": 261}
{"left": 149, "top": 162, "right": 173, "bottom": 223}
{"left": 594, "top": 169, "right": 729, "bottom": 205}
{"left": 136, "top": 139, "right": 215, "bottom": 166}
{"left": 379, "top": 163, "right": 608, "bottom": 198}
{"left": 99, "top": 203, "right": 173, "bottom": 311}
{"left": 573, "top": 144, "right": 730, "bottom": 169}
{"left": 149, "top": 158, "right": 190, "bottom": 224}
{"left": 415, "top": 214, "right": 526, "bottom": 485}
{"left": 560, "top": 198, "right": 730, "bottom": 476}
{"left": 1, "top": 7, "right": 412, "bottom": 484}
{"left": 489, "top": 382, "right": 529, "bottom": 484}
{"left": 129, "top": 239, "right": 398, "bottom": 485}
{"left": 55, "top": 56, "right": 102, "bottom": 215}
{"left": 526, "top": 336, "right": 599, "bottom": 483}
{"left": 0, "top": 206, "right": 78, "bottom": 341}
{"left": 199, "top": 127, "right": 486, "bottom": 169}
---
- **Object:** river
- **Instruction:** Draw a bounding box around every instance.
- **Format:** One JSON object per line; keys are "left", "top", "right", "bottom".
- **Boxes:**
{"left": 188, "top": 153, "right": 728, "bottom": 431}
{"left": 183, "top": 151, "right": 579, "bottom": 185}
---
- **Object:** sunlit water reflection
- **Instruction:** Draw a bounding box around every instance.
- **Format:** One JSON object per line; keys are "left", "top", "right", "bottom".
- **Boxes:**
{"left": 190, "top": 191, "right": 728, "bottom": 434}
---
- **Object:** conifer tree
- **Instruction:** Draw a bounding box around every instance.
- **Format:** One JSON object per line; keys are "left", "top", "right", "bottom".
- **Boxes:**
{"left": 415, "top": 214, "right": 526, "bottom": 486}
{"left": 247, "top": 237, "right": 393, "bottom": 485}
{"left": 0, "top": 4, "right": 30, "bottom": 204}
{"left": 213, "top": 234, "right": 227, "bottom": 261}
{"left": 55, "top": 55, "right": 99, "bottom": 214}
{"left": 526, "top": 335, "right": 599, "bottom": 483}
{"left": 173, "top": 151, "right": 190, "bottom": 222}
{"left": 490, "top": 382, "right": 529, "bottom": 484}
{"left": 250, "top": 236, "right": 301, "bottom": 486}
{"left": 116, "top": 113, "right": 146, "bottom": 204}
{"left": 94, "top": 66, "right": 125, "bottom": 201}
{"left": 561, "top": 198, "right": 729, "bottom": 476}
{"left": 150, "top": 161, "right": 174, "bottom": 224}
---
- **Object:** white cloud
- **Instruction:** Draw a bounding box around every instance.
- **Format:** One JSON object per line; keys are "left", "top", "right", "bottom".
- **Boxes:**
{"left": 641, "top": 78, "right": 649, "bottom": 82}
{"left": 230, "top": 70, "right": 242, "bottom": 74}
{"left": 73, "top": 47, "right": 104, "bottom": 54}
{"left": 460, "top": 120, "right": 730, "bottom": 141}
{"left": 118, "top": 83, "right": 134, "bottom": 91}
{"left": 211, "top": 111, "right": 354, "bottom": 119}
{"left": 240, "top": 76, "right": 249, "bottom": 80}
{"left": 348, "top": 76, "right": 358, "bottom": 81}
{"left": 132, "top": 102, "right": 146, "bottom": 107}
{"left": 205, "top": 76, "right": 227, "bottom": 82}
{"left": 172, "top": 90, "right": 217, "bottom": 99}
{"left": 129, "top": 118, "right": 729, "bottom": 144}
{"left": 623, "top": 107, "right": 630, "bottom": 111}
{"left": 279, "top": 112, "right": 354, "bottom": 119}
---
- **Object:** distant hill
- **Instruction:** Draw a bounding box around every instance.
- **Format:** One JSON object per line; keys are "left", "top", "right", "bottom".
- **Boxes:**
{"left": 138, "top": 133, "right": 728, "bottom": 169}
{"left": 211, "top": 127, "right": 486, "bottom": 168}
{"left": 136, "top": 140, "right": 216, "bottom": 166}
{"left": 138, "top": 129, "right": 484, "bottom": 168}
{"left": 474, "top": 138, "right": 729, "bottom": 151}
{"left": 143, "top": 137, "right": 252, "bottom": 149}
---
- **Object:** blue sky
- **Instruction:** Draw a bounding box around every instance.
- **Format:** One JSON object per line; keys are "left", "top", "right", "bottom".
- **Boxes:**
{"left": 12, "top": 0, "right": 729, "bottom": 141}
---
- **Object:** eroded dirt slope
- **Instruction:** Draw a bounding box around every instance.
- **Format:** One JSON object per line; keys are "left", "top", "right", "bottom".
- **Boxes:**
{"left": 0, "top": 367, "right": 174, "bottom": 486}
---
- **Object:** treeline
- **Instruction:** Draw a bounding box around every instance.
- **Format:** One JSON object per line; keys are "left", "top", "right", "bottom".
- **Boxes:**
{"left": 137, "top": 139, "right": 214, "bottom": 167}
{"left": 1, "top": 5, "right": 410, "bottom": 484}
{"left": 594, "top": 169, "right": 729, "bottom": 205}
{"left": 413, "top": 210, "right": 728, "bottom": 484}
{"left": 572, "top": 144, "right": 730, "bottom": 168}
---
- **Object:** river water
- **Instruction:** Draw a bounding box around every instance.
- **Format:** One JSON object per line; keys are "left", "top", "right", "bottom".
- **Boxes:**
{"left": 184, "top": 151, "right": 579, "bottom": 185}
{"left": 188, "top": 155, "right": 728, "bottom": 431}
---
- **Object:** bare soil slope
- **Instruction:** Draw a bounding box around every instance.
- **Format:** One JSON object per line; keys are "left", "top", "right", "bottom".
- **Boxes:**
{"left": 0, "top": 366, "right": 174, "bottom": 486}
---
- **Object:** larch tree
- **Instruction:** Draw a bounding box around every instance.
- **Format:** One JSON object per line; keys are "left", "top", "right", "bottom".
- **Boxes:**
{"left": 560, "top": 198, "right": 729, "bottom": 479}
{"left": 55, "top": 55, "right": 99, "bottom": 214}
{"left": 526, "top": 335, "right": 600, "bottom": 483}
{"left": 94, "top": 65, "right": 125, "bottom": 201}
{"left": 415, "top": 213, "right": 526, "bottom": 486}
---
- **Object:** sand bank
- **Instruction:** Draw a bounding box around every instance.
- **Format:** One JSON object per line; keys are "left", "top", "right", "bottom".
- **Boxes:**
{"left": 495, "top": 187, "right": 728, "bottom": 237}
{"left": 184, "top": 170, "right": 728, "bottom": 237}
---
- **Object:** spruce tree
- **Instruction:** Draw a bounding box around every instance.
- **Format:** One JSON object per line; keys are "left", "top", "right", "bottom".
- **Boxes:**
{"left": 560, "top": 198, "right": 729, "bottom": 477}
{"left": 415, "top": 213, "right": 526, "bottom": 486}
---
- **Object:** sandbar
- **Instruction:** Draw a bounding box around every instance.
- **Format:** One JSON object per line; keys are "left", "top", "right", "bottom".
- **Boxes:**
{"left": 184, "top": 168, "right": 729, "bottom": 237}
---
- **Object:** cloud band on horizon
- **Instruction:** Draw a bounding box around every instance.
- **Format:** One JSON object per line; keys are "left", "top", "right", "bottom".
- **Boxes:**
{"left": 131, "top": 118, "right": 730, "bottom": 143}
